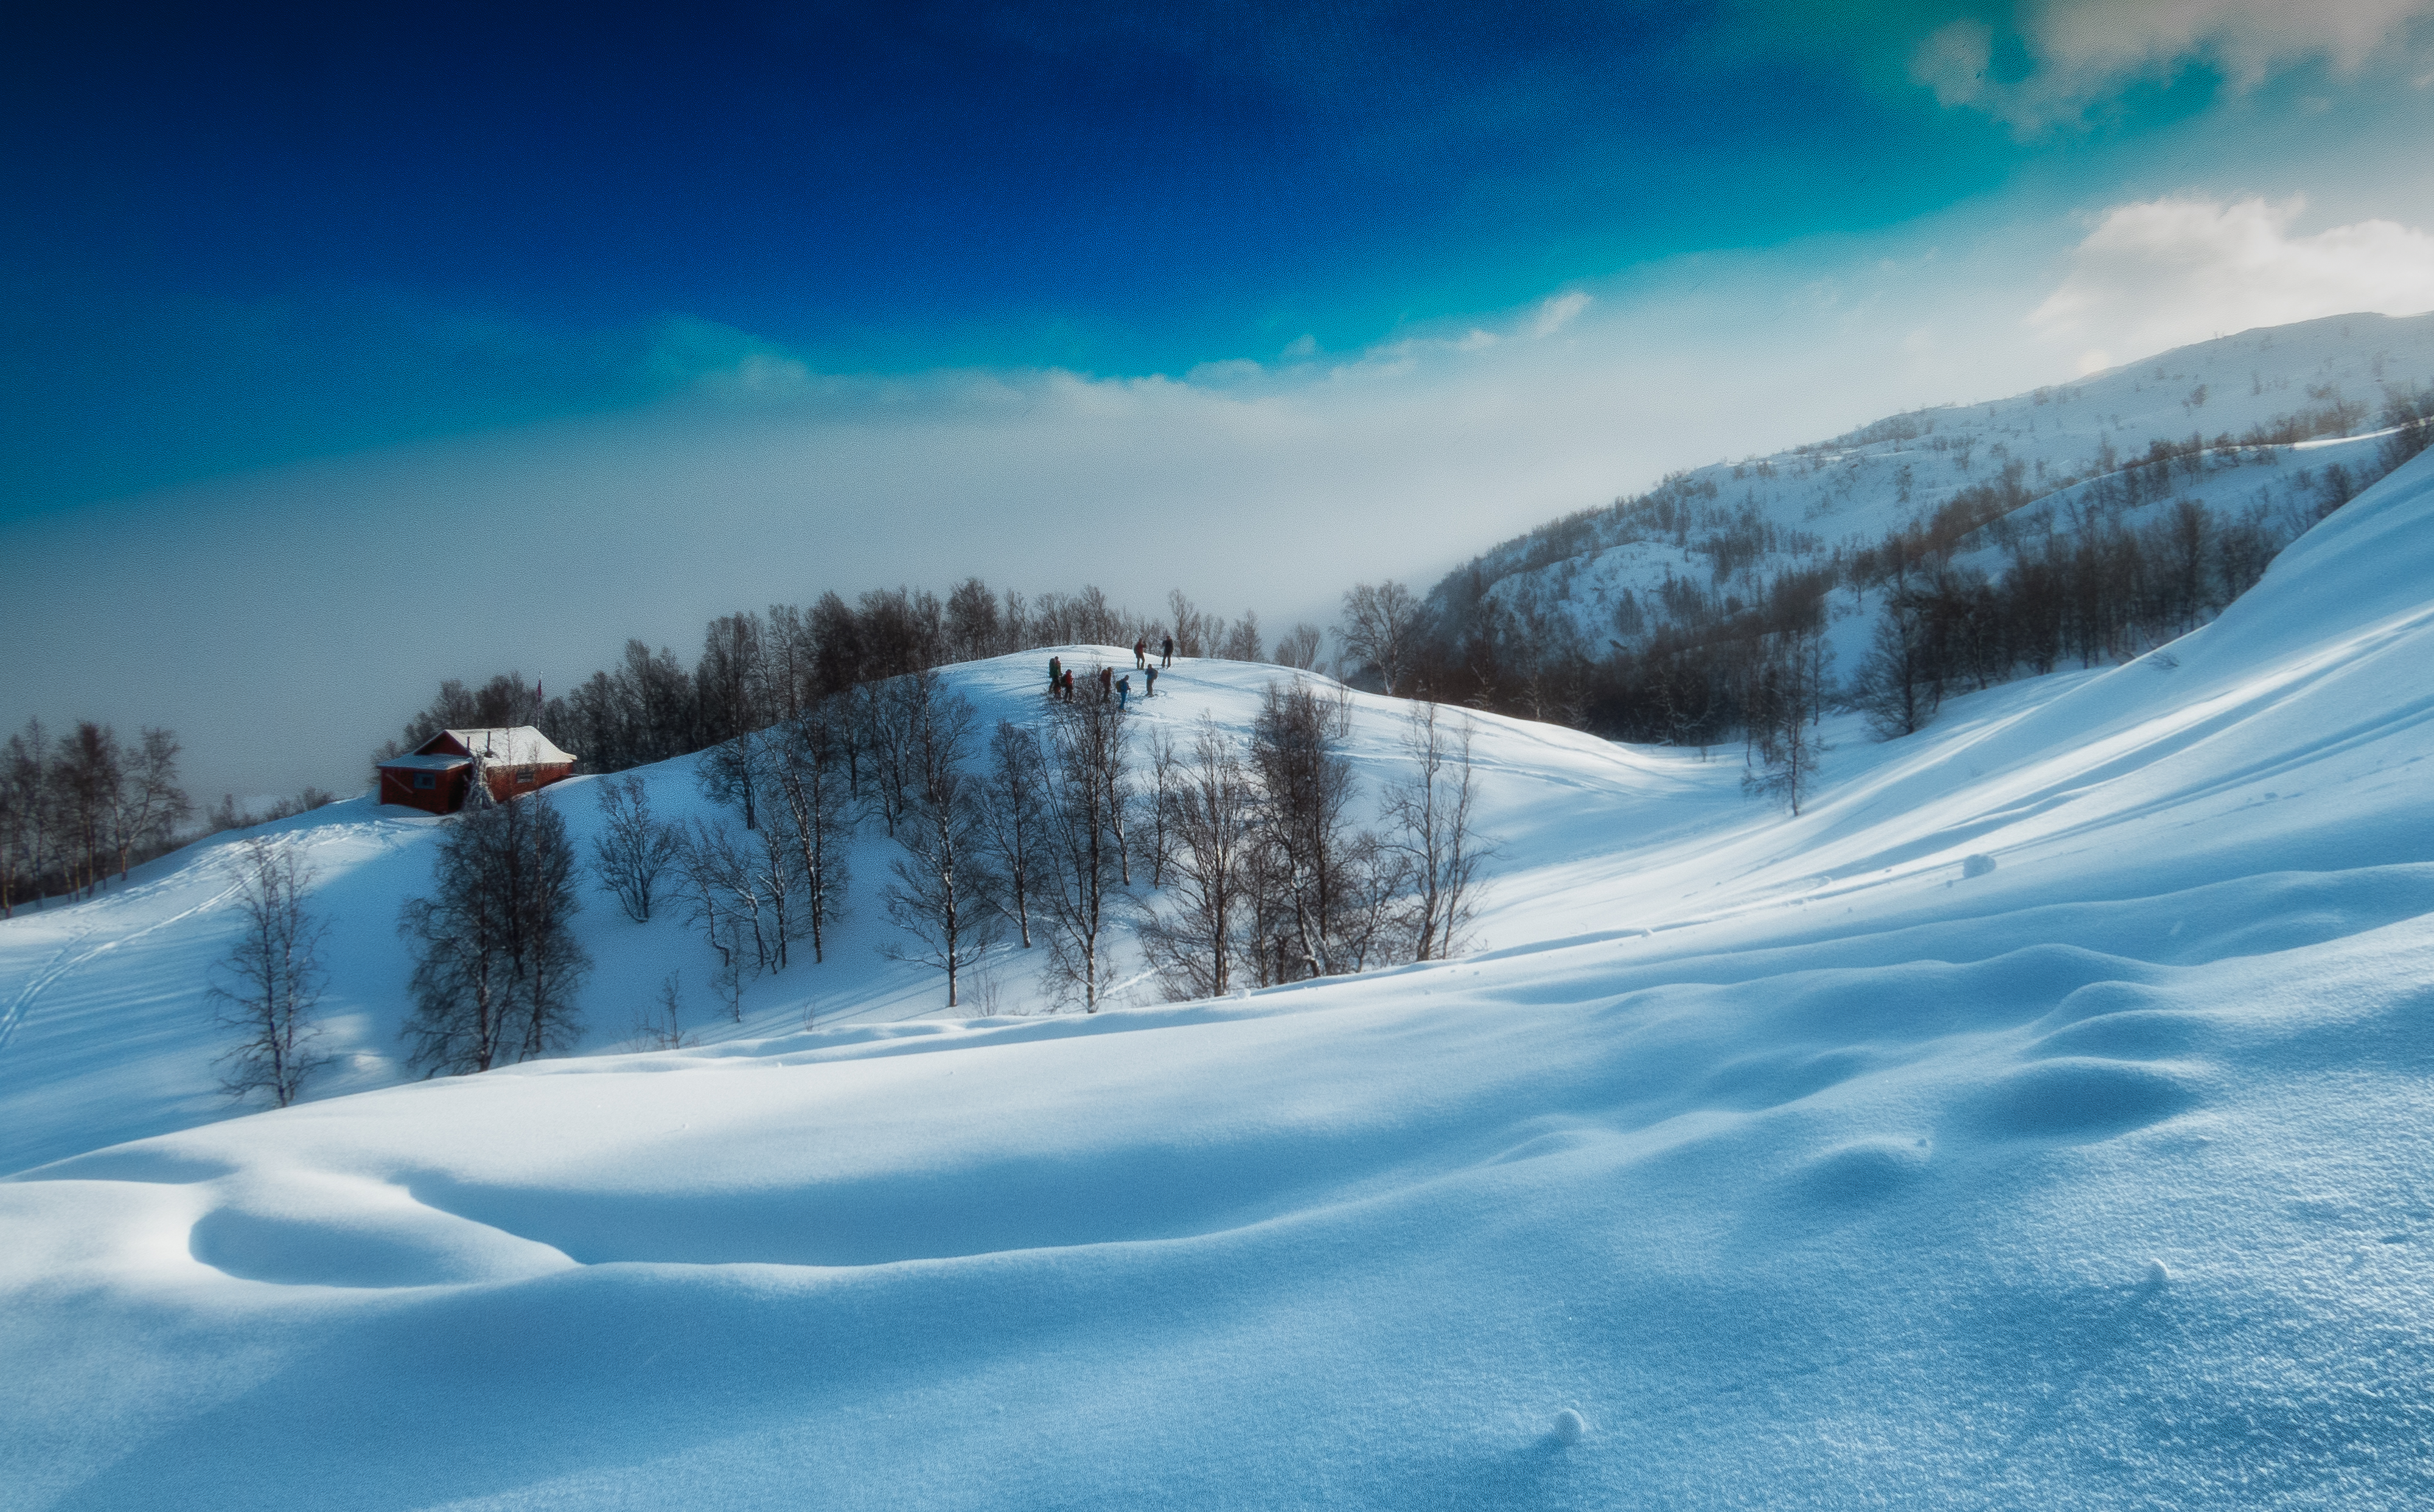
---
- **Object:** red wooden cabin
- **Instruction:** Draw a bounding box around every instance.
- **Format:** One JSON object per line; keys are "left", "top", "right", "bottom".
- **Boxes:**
{"left": 375, "top": 727, "right": 579, "bottom": 815}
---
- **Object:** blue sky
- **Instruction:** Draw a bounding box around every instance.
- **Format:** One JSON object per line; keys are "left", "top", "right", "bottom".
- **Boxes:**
{"left": 6, "top": 1, "right": 2434, "bottom": 798}
{"left": 0, "top": 0, "right": 2354, "bottom": 513}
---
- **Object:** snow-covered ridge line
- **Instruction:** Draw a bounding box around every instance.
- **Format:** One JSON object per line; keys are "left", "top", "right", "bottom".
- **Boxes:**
{"left": 1425, "top": 310, "right": 2434, "bottom": 658}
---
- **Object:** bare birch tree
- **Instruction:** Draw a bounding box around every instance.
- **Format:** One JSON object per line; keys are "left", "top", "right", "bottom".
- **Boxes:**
{"left": 761, "top": 705, "right": 852, "bottom": 963}
{"left": 1247, "top": 681, "right": 1394, "bottom": 979}
{"left": 1137, "top": 717, "right": 1257, "bottom": 1000}
{"left": 209, "top": 835, "right": 332, "bottom": 1107}
{"left": 1036, "top": 689, "right": 1129, "bottom": 1010}
{"left": 977, "top": 720, "right": 1048, "bottom": 949}
{"left": 590, "top": 773, "right": 680, "bottom": 922}
{"left": 111, "top": 728, "right": 189, "bottom": 883}
{"left": 1335, "top": 581, "right": 1428, "bottom": 695}
{"left": 677, "top": 815, "right": 766, "bottom": 1015}
{"left": 879, "top": 678, "right": 1000, "bottom": 1008}
{"left": 1139, "top": 725, "right": 1181, "bottom": 889}
{"left": 1384, "top": 700, "right": 1493, "bottom": 961}
{"left": 400, "top": 792, "right": 593, "bottom": 1075}
{"left": 1273, "top": 622, "right": 1325, "bottom": 671}
{"left": 697, "top": 727, "right": 762, "bottom": 831}
{"left": 0, "top": 720, "right": 49, "bottom": 916}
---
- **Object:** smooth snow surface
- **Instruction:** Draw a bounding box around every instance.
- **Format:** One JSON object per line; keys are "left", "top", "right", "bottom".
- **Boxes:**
{"left": 8, "top": 451, "right": 2434, "bottom": 1508}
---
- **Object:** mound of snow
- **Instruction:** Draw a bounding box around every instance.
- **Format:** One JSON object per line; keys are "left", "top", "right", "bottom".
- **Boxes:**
{"left": 5, "top": 453, "right": 2434, "bottom": 1507}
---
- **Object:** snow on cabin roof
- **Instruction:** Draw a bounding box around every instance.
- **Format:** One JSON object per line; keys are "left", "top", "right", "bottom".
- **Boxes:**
{"left": 376, "top": 753, "right": 472, "bottom": 772}
{"left": 414, "top": 726, "right": 578, "bottom": 765}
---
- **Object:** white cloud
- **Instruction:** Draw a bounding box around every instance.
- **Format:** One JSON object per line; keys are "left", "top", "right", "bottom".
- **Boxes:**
{"left": 1918, "top": 0, "right": 2434, "bottom": 126}
{"left": 1912, "top": 18, "right": 1996, "bottom": 108}
{"left": 1530, "top": 291, "right": 1592, "bottom": 338}
{"left": 2031, "top": 195, "right": 2434, "bottom": 364}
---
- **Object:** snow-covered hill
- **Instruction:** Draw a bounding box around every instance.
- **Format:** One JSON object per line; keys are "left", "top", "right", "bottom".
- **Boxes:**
{"left": 2, "top": 652, "right": 1506, "bottom": 1174}
{"left": 7, "top": 448, "right": 2434, "bottom": 1508}
{"left": 1432, "top": 310, "right": 2434, "bottom": 673}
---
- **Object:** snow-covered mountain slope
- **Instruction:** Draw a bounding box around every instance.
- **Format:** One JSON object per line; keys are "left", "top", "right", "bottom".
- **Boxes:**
{"left": 1434, "top": 310, "right": 2434, "bottom": 665}
{"left": 2, "top": 651, "right": 1504, "bottom": 1174}
{"left": 7, "top": 451, "right": 2434, "bottom": 1508}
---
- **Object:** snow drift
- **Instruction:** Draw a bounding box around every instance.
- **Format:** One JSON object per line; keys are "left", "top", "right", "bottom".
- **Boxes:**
{"left": 5, "top": 451, "right": 2434, "bottom": 1509}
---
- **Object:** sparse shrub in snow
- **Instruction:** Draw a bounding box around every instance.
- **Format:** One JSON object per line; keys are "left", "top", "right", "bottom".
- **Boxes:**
{"left": 631, "top": 971, "right": 689, "bottom": 1050}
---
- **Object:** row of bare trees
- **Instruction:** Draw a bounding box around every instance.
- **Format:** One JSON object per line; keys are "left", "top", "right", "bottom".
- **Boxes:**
{"left": 380, "top": 579, "right": 1331, "bottom": 786}
{"left": 618, "top": 658, "right": 1494, "bottom": 1019}
{"left": 1137, "top": 689, "right": 1489, "bottom": 1000}
{"left": 1, "top": 718, "right": 190, "bottom": 915}
{"left": 1389, "top": 384, "right": 2434, "bottom": 762}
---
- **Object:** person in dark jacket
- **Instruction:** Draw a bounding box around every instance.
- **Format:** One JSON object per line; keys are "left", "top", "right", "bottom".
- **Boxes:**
{"left": 1144, "top": 664, "right": 1158, "bottom": 697}
{"left": 1133, "top": 638, "right": 1148, "bottom": 669}
{"left": 1098, "top": 666, "right": 1114, "bottom": 701}
{"left": 1160, "top": 635, "right": 1174, "bottom": 667}
{"left": 1117, "top": 674, "right": 1131, "bottom": 708}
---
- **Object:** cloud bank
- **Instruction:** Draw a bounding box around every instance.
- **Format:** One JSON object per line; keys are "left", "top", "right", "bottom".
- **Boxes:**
{"left": 2031, "top": 195, "right": 2434, "bottom": 372}
{"left": 2, "top": 221, "right": 2078, "bottom": 801}
{"left": 12, "top": 186, "right": 2427, "bottom": 801}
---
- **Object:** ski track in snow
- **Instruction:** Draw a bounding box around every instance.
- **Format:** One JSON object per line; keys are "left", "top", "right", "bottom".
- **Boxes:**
{"left": 4, "top": 453, "right": 2434, "bottom": 1507}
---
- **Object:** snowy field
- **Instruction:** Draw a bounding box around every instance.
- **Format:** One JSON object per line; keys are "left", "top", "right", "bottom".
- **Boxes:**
{"left": 5, "top": 451, "right": 2434, "bottom": 1508}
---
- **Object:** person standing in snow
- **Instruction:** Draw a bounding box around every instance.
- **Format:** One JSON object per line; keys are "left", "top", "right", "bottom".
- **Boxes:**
{"left": 1062, "top": 669, "right": 1076, "bottom": 701}
{"left": 1048, "top": 656, "right": 1062, "bottom": 700}
{"left": 1160, "top": 635, "right": 1174, "bottom": 667}
{"left": 1117, "top": 674, "right": 1131, "bottom": 708}
{"left": 1098, "top": 666, "right": 1114, "bottom": 702}
{"left": 1134, "top": 638, "right": 1148, "bottom": 669}
{"left": 1144, "top": 664, "right": 1157, "bottom": 697}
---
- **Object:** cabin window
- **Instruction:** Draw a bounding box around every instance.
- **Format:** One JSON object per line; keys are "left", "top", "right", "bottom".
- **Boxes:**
{"left": 515, "top": 766, "right": 537, "bottom": 784}
{"left": 413, "top": 772, "right": 434, "bottom": 790}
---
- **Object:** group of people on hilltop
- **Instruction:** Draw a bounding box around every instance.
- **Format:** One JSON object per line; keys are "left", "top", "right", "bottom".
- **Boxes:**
{"left": 1047, "top": 650, "right": 1159, "bottom": 707}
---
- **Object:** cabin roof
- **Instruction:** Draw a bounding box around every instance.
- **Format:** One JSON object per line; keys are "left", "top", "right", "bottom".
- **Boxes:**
{"left": 412, "top": 726, "right": 578, "bottom": 765}
{"left": 376, "top": 753, "right": 472, "bottom": 772}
